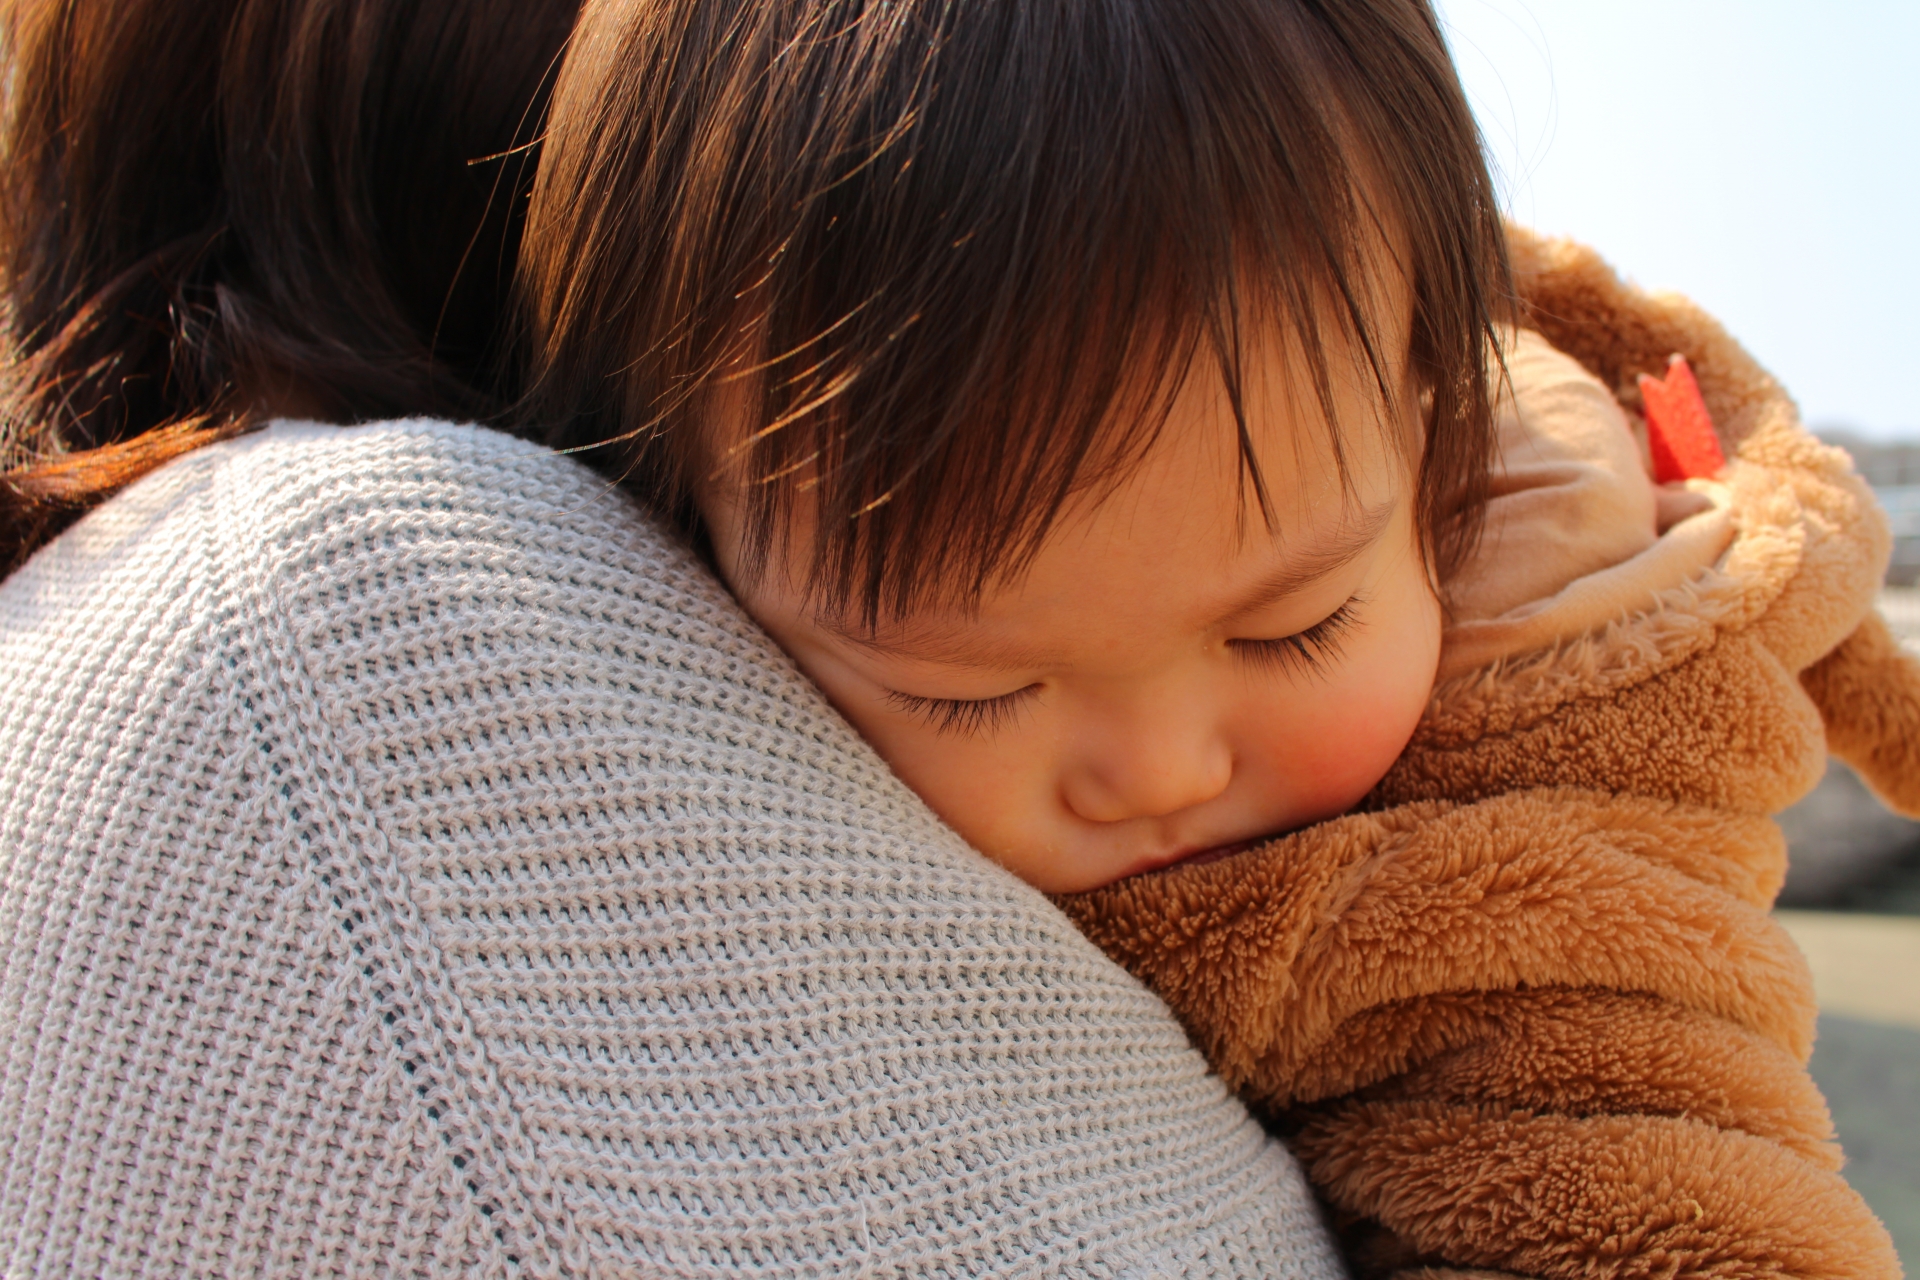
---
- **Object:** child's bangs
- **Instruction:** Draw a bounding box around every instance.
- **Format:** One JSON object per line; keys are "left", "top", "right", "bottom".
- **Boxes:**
{"left": 523, "top": 0, "right": 1508, "bottom": 627}
{"left": 740, "top": 179, "right": 1389, "bottom": 630}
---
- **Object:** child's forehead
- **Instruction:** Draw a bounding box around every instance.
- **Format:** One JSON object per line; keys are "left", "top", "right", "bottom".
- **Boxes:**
{"left": 716, "top": 284, "right": 1422, "bottom": 635}
{"left": 790, "top": 369, "right": 1413, "bottom": 653}
{"left": 811, "top": 490, "right": 1402, "bottom": 659}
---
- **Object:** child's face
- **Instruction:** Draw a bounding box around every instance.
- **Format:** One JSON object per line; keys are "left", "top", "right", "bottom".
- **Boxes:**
{"left": 703, "top": 309, "right": 1441, "bottom": 894}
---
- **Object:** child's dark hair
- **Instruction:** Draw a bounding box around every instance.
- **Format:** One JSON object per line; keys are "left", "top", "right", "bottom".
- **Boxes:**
{"left": 0, "top": 0, "right": 579, "bottom": 573}
{"left": 0, "top": 0, "right": 1507, "bottom": 605}
{"left": 521, "top": 0, "right": 1511, "bottom": 624}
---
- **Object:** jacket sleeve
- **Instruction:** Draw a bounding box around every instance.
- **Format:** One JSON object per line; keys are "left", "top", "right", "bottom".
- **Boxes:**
{"left": 1803, "top": 609, "right": 1920, "bottom": 817}
{"left": 1059, "top": 785, "right": 1898, "bottom": 1280}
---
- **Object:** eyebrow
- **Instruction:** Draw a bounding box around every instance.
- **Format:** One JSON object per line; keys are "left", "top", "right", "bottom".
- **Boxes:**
{"left": 818, "top": 500, "right": 1398, "bottom": 672}
{"left": 1218, "top": 500, "right": 1396, "bottom": 621}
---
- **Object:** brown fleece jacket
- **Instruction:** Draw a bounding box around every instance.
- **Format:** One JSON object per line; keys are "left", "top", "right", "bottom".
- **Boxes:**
{"left": 1059, "top": 227, "right": 1917, "bottom": 1280}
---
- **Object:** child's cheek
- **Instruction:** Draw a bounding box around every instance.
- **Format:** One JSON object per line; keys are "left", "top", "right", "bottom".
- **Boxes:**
{"left": 1243, "top": 601, "right": 1439, "bottom": 821}
{"left": 1267, "top": 678, "right": 1420, "bottom": 807}
{"left": 861, "top": 720, "right": 1062, "bottom": 866}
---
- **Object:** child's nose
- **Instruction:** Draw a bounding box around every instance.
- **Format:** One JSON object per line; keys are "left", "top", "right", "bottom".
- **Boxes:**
{"left": 1060, "top": 720, "right": 1233, "bottom": 825}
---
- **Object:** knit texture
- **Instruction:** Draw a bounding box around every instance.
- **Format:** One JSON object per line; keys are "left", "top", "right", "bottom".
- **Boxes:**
{"left": 0, "top": 421, "right": 1345, "bottom": 1279}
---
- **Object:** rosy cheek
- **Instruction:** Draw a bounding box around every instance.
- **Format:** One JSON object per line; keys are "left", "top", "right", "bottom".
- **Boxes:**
{"left": 1248, "top": 648, "right": 1434, "bottom": 815}
{"left": 1302, "top": 692, "right": 1416, "bottom": 794}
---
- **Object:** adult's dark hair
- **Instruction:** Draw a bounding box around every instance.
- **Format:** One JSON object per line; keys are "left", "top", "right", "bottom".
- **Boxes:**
{"left": 0, "top": 0, "right": 581, "bottom": 574}
{"left": 521, "top": 0, "right": 1511, "bottom": 625}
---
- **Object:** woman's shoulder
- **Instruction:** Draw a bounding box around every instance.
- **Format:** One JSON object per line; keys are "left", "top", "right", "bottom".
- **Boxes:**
{"left": 3, "top": 417, "right": 747, "bottom": 709}
{"left": 3, "top": 418, "right": 646, "bottom": 629}
{"left": 0, "top": 419, "right": 1341, "bottom": 1278}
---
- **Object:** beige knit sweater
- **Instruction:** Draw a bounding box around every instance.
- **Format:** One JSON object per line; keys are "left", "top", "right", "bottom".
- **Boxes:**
{"left": 0, "top": 421, "right": 1346, "bottom": 1278}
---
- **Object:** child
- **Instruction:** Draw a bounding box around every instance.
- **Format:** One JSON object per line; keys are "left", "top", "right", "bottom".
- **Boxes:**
{"left": 1065, "top": 232, "right": 1920, "bottom": 1278}
{"left": 518, "top": 0, "right": 1914, "bottom": 1276}
{"left": 521, "top": 0, "right": 1507, "bottom": 895}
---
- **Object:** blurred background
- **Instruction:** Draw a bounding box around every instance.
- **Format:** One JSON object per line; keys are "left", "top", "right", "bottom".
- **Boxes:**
{"left": 1433, "top": 0, "right": 1919, "bottom": 1261}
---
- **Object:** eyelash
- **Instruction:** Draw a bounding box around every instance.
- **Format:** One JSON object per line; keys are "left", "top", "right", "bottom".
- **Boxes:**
{"left": 884, "top": 686, "right": 1037, "bottom": 737}
{"left": 883, "top": 596, "right": 1365, "bottom": 737}
{"left": 1229, "top": 596, "right": 1364, "bottom": 678}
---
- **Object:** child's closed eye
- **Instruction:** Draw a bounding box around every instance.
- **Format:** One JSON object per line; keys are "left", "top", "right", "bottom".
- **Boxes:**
{"left": 884, "top": 685, "right": 1040, "bottom": 737}
{"left": 881, "top": 596, "right": 1365, "bottom": 737}
{"left": 1228, "top": 596, "right": 1363, "bottom": 678}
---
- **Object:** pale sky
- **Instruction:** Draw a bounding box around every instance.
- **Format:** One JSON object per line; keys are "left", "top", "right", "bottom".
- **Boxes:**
{"left": 1433, "top": 0, "right": 1920, "bottom": 440}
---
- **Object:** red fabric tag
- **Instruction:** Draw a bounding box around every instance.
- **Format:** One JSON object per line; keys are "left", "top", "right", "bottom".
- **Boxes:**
{"left": 1638, "top": 354, "right": 1726, "bottom": 483}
